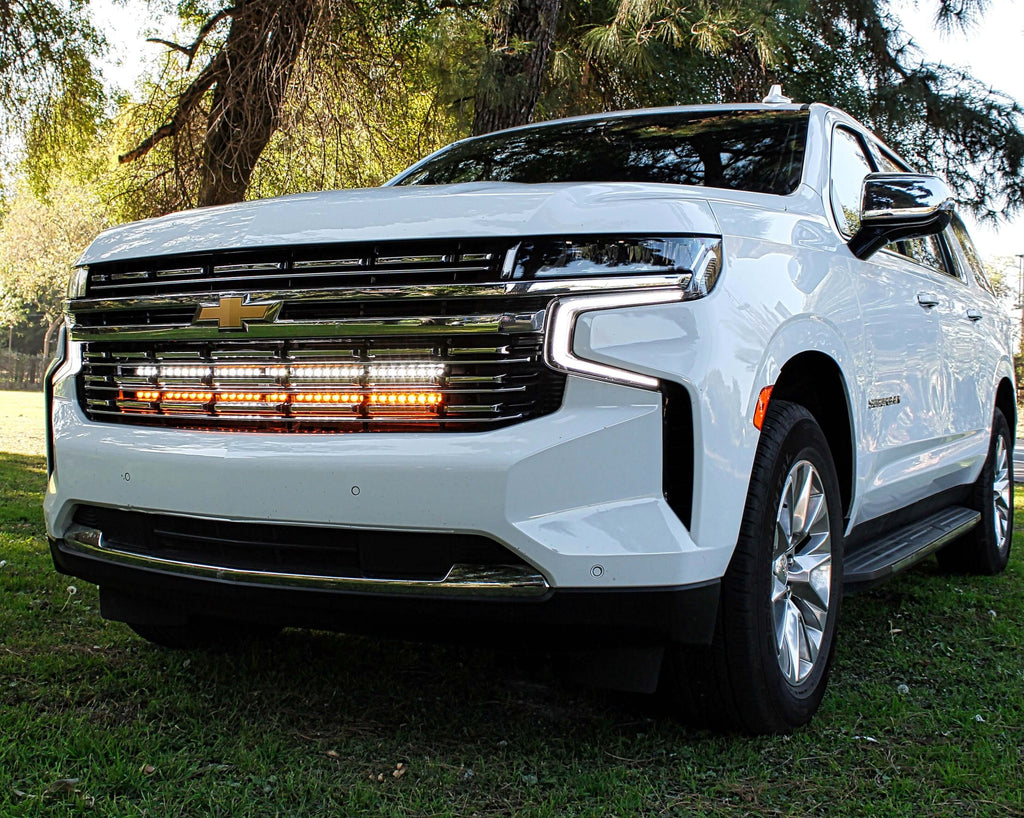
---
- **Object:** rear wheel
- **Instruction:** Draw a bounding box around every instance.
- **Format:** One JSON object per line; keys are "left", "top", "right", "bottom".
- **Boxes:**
{"left": 937, "top": 410, "right": 1013, "bottom": 575}
{"left": 662, "top": 400, "right": 844, "bottom": 734}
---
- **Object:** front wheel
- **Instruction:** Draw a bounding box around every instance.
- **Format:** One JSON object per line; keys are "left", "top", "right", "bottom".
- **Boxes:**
{"left": 663, "top": 400, "right": 844, "bottom": 734}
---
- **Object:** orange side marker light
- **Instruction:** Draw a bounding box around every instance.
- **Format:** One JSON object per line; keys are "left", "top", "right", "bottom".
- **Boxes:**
{"left": 753, "top": 385, "right": 773, "bottom": 430}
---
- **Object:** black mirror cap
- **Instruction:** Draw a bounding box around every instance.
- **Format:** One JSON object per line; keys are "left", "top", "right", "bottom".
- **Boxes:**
{"left": 849, "top": 173, "right": 956, "bottom": 260}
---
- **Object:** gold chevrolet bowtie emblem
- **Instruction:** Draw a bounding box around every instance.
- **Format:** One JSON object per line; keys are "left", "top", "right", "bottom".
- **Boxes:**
{"left": 195, "top": 296, "right": 280, "bottom": 330}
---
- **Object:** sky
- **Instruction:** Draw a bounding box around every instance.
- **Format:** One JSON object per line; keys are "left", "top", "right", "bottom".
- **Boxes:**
{"left": 90, "top": 0, "right": 1023, "bottom": 262}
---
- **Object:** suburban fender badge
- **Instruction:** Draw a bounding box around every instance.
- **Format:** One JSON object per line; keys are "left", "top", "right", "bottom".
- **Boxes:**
{"left": 194, "top": 295, "right": 282, "bottom": 330}
{"left": 868, "top": 395, "right": 901, "bottom": 409}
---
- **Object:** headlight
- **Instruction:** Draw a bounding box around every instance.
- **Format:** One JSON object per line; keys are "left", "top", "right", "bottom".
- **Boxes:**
{"left": 508, "top": 236, "right": 720, "bottom": 297}
{"left": 538, "top": 236, "right": 721, "bottom": 389}
{"left": 67, "top": 266, "right": 88, "bottom": 299}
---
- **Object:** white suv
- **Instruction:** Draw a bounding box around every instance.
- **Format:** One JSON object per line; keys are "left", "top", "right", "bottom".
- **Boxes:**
{"left": 44, "top": 98, "right": 1015, "bottom": 733}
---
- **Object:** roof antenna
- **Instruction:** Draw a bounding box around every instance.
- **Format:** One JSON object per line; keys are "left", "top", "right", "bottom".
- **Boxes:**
{"left": 762, "top": 84, "right": 792, "bottom": 104}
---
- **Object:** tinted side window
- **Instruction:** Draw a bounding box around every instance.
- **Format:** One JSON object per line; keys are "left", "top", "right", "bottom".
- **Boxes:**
{"left": 900, "top": 234, "right": 953, "bottom": 276}
{"left": 829, "top": 127, "right": 873, "bottom": 236}
{"left": 950, "top": 215, "right": 996, "bottom": 295}
{"left": 870, "top": 147, "right": 906, "bottom": 173}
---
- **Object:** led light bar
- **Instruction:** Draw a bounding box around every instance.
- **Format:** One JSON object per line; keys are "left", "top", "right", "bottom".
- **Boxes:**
{"left": 127, "top": 389, "right": 445, "bottom": 413}
{"left": 133, "top": 362, "right": 446, "bottom": 383}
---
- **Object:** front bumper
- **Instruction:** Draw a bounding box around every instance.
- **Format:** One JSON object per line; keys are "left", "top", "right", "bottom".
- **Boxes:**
{"left": 46, "top": 371, "right": 733, "bottom": 592}
{"left": 50, "top": 535, "right": 720, "bottom": 646}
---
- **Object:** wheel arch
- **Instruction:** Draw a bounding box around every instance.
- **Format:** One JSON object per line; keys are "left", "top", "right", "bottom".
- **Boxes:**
{"left": 995, "top": 376, "right": 1016, "bottom": 437}
{"left": 769, "top": 351, "right": 855, "bottom": 520}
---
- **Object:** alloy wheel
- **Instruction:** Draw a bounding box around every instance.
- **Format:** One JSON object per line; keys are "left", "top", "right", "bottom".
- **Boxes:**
{"left": 771, "top": 459, "right": 833, "bottom": 686}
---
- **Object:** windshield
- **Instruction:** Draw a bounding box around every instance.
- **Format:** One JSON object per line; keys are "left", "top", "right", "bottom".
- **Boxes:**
{"left": 394, "top": 109, "right": 809, "bottom": 195}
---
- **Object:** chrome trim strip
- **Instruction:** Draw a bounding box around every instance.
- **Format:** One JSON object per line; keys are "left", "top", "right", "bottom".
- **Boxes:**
{"left": 68, "top": 274, "right": 690, "bottom": 313}
{"left": 213, "top": 262, "right": 284, "bottom": 274}
{"left": 86, "top": 265, "right": 494, "bottom": 293}
{"left": 70, "top": 313, "right": 543, "bottom": 342}
{"left": 62, "top": 525, "right": 550, "bottom": 598}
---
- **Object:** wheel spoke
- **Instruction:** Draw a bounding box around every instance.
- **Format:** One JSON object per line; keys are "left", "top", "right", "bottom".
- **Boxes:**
{"left": 781, "top": 600, "right": 802, "bottom": 685}
{"left": 791, "top": 464, "right": 814, "bottom": 539}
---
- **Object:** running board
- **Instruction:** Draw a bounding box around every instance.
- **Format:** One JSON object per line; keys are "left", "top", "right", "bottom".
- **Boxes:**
{"left": 844, "top": 506, "right": 980, "bottom": 591}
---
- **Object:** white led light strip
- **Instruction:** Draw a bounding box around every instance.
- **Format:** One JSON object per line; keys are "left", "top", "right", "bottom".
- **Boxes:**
{"left": 544, "top": 289, "right": 684, "bottom": 390}
{"left": 134, "top": 362, "right": 446, "bottom": 381}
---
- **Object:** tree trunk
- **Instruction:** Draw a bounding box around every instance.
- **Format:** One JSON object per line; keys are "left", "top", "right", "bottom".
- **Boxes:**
{"left": 42, "top": 317, "right": 61, "bottom": 358}
{"left": 472, "top": 0, "right": 562, "bottom": 136}
{"left": 197, "top": 0, "right": 316, "bottom": 207}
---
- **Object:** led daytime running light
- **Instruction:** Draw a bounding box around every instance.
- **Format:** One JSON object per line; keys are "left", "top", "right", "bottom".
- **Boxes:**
{"left": 544, "top": 289, "right": 685, "bottom": 389}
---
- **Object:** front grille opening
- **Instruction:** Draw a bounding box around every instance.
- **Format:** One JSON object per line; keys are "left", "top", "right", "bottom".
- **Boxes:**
{"left": 74, "top": 506, "right": 529, "bottom": 581}
{"left": 78, "top": 334, "right": 566, "bottom": 432}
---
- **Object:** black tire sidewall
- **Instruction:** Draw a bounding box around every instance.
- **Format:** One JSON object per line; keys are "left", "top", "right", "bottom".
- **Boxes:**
{"left": 725, "top": 402, "right": 845, "bottom": 730}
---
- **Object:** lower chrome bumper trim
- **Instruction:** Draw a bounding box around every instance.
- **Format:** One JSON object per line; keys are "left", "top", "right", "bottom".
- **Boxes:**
{"left": 62, "top": 524, "right": 551, "bottom": 599}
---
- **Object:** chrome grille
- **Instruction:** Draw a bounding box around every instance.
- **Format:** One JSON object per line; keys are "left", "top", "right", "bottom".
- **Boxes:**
{"left": 71, "top": 238, "right": 700, "bottom": 432}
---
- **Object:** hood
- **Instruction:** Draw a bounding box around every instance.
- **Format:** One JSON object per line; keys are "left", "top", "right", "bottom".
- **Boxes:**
{"left": 78, "top": 182, "right": 722, "bottom": 265}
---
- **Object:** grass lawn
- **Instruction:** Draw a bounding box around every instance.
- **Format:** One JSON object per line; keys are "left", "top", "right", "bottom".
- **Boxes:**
{"left": 0, "top": 390, "right": 45, "bottom": 457}
{"left": 1, "top": 390, "right": 1022, "bottom": 816}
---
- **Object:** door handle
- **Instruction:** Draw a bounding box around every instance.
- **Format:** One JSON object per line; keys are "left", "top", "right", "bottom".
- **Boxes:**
{"left": 966, "top": 309, "right": 983, "bottom": 322}
{"left": 916, "top": 292, "right": 940, "bottom": 308}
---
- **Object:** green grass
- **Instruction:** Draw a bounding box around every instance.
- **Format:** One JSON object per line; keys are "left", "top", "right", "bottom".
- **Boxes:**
{"left": 1, "top": 392, "right": 1023, "bottom": 816}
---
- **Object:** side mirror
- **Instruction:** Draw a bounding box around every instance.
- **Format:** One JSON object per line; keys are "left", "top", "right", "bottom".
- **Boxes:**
{"left": 848, "top": 173, "right": 955, "bottom": 260}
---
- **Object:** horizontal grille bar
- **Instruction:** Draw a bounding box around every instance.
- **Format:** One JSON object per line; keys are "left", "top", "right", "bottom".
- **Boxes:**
{"left": 84, "top": 239, "right": 514, "bottom": 299}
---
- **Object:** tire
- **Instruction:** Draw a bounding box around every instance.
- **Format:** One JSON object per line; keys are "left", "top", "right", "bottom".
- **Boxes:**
{"left": 662, "top": 400, "right": 844, "bottom": 734}
{"left": 936, "top": 410, "right": 1013, "bottom": 575}
{"left": 128, "top": 618, "right": 281, "bottom": 651}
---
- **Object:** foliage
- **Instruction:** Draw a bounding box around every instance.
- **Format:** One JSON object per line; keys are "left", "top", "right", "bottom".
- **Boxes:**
{"left": 985, "top": 255, "right": 1018, "bottom": 301}
{"left": 0, "top": 0, "right": 106, "bottom": 179}
{"left": 110, "top": 0, "right": 478, "bottom": 216}
{"left": 0, "top": 179, "right": 107, "bottom": 354}
{"left": 5, "top": 0, "right": 1024, "bottom": 229}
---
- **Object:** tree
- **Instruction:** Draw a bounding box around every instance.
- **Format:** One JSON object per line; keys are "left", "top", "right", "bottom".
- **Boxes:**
{"left": 118, "top": 0, "right": 319, "bottom": 207}
{"left": 113, "top": 0, "right": 475, "bottom": 216}
{"left": 0, "top": 179, "right": 107, "bottom": 355}
{"left": 472, "top": 0, "right": 564, "bottom": 135}
{"left": 0, "top": 1, "right": 105, "bottom": 158}
{"left": 108, "top": 0, "right": 1024, "bottom": 227}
